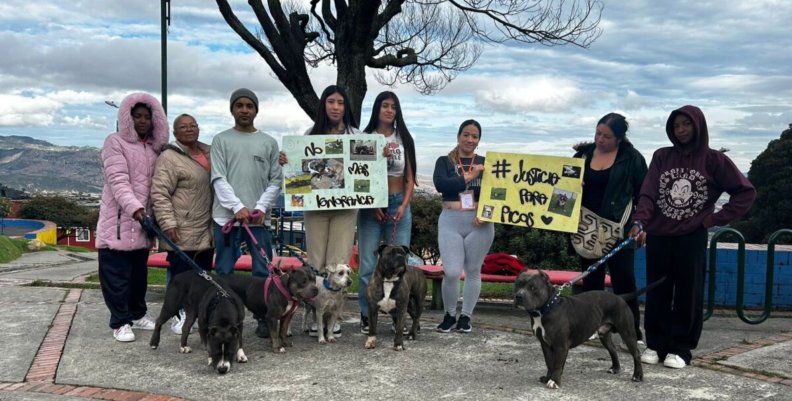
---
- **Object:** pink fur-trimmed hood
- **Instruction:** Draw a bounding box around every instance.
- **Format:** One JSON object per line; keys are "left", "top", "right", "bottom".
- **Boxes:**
{"left": 116, "top": 92, "right": 169, "bottom": 150}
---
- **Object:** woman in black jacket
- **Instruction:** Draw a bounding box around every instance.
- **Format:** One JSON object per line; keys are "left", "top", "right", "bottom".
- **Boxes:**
{"left": 573, "top": 112, "right": 648, "bottom": 343}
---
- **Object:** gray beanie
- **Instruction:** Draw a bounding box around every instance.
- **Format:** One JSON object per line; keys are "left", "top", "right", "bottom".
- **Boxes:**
{"left": 229, "top": 88, "right": 258, "bottom": 111}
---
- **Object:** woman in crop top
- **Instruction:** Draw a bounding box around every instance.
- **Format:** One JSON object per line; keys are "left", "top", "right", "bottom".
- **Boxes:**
{"left": 356, "top": 91, "right": 417, "bottom": 334}
{"left": 432, "top": 119, "right": 494, "bottom": 333}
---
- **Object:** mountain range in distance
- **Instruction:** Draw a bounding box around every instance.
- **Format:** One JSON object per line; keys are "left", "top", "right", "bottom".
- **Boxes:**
{"left": 0, "top": 135, "right": 103, "bottom": 194}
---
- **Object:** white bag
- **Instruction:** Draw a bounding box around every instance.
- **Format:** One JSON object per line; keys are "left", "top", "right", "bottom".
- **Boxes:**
{"left": 570, "top": 200, "right": 632, "bottom": 259}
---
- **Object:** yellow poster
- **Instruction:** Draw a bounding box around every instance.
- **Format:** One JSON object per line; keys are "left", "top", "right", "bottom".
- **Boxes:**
{"left": 477, "top": 152, "right": 584, "bottom": 233}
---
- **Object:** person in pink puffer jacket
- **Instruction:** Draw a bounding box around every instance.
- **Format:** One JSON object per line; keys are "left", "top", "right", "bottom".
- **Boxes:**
{"left": 96, "top": 92, "right": 169, "bottom": 342}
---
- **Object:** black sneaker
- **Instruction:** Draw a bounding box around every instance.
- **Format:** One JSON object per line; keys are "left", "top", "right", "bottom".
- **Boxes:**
{"left": 360, "top": 315, "right": 370, "bottom": 335}
{"left": 436, "top": 313, "right": 456, "bottom": 333}
{"left": 255, "top": 320, "right": 270, "bottom": 338}
{"left": 456, "top": 314, "right": 472, "bottom": 333}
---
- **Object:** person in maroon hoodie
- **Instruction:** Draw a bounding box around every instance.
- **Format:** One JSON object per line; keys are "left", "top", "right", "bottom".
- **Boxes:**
{"left": 628, "top": 105, "right": 756, "bottom": 369}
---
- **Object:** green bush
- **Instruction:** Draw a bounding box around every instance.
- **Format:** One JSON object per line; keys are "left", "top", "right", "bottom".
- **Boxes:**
{"left": 18, "top": 195, "right": 98, "bottom": 228}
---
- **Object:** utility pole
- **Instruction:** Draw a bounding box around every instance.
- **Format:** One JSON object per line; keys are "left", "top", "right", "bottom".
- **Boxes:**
{"left": 161, "top": 0, "right": 170, "bottom": 114}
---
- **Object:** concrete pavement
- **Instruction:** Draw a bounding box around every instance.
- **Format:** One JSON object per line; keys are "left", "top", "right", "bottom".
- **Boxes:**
{"left": 0, "top": 250, "right": 790, "bottom": 400}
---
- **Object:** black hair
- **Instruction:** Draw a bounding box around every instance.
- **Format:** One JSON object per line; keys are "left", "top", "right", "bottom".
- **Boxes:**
{"left": 363, "top": 91, "right": 417, "bottom": 183}
{"left": 309, "top": 85, "right": 358, "bottom": 135}
{"left": 131, "top": 102, "right": 152, "bottom": 115}
{"left": 597, "top": 112, "right": 629, "bottom": 142}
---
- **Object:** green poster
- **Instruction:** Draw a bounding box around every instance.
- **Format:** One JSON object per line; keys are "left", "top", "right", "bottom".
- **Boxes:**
{"left": 281, "top": 134, "right": 387, "bottom": 211}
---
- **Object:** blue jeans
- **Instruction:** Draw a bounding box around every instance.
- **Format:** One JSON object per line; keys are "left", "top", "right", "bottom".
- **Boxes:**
{"left": 213, "top": 223, "right": 272, "bottom": 278}
{"left": 357, "top": 193, "right": 412, "bottom": 316}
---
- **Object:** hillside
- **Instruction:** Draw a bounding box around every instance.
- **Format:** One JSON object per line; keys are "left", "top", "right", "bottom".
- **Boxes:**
{"left": 0, "top": 135, "right": 103, "bottom": 194}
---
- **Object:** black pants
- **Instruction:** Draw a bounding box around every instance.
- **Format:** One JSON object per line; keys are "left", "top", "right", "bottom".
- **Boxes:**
{"left": 98, "top": 248, "right": 150, "bottom": 329}
{"left": 577, "top": 245, "right": 642, "bottom": 340}
{"left": 644, "top": 227, "right": 707, "bottom": 364}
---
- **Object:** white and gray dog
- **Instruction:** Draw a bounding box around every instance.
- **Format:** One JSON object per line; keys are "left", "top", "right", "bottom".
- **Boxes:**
{"left": 302, "top": 263, "right": 354, "bottom": 344}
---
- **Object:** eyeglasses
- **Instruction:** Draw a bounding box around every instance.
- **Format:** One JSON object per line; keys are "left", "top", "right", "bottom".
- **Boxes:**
{"left": 177, "top": 124, "right": 199, "bottom": 130}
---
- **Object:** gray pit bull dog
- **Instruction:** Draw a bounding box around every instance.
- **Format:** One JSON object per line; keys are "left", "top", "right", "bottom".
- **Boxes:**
{"left": 514, "top": 270, "right": 661, "bottom": 389}
{"left": 365, "top": 244, "right": 427, "bottom": 351}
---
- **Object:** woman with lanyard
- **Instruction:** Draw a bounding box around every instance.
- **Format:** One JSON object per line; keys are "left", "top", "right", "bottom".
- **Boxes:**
{"left": 432, "top": 119, "right": 494, "bottom": 333}
{"left": 356, "top": 91, "right": 417, "bottom": 334}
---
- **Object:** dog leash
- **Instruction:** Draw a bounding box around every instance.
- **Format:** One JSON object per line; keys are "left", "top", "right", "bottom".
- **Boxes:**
{"left": 556, "top": 236, "right": 635, "bottom": 292}
{"left": 140, "top": 217, "right": 229, "bottom": 298}
{"left": 228, "top": 212, "right": 301, "bottom": 314}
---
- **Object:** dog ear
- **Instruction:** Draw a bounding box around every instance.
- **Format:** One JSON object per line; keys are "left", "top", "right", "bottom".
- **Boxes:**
{"left": 400, "top": 245, "right": 411, "bottom": 255}
{"left": 377, "top": 243, "right": 388, "bottom": 256}
{"left": 538, "top": 269, "right": 550, "bottom": 283}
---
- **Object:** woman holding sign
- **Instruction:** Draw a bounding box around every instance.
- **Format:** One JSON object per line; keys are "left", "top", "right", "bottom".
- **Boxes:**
{"left": 280, "top": 85, "right": 360, "bottom": 337}
{"left": 572, "top": 112, "right": 647, "bottom": 343}
{"left": 356, "top": 91, "right": 417, "bottom": 334}
{"left": 432, "top": 119, "right": 494, "bottom": 333}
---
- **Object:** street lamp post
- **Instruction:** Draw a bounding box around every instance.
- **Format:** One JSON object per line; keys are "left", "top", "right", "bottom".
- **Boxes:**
{"left": 161, "top": 0, "right": 170, "bottom": 115}
{"left": 105, "top": 100, "right": 119, "bottom": 131}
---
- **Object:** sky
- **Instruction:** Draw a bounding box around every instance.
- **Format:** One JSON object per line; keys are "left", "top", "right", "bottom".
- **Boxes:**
{"left": 1, "top": 0, "right": 790, "bottom": 184}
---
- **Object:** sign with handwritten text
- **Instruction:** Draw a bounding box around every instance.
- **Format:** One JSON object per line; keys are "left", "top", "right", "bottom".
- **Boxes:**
{"left": 477, "top": 152, "right": 584, "bottom": 233}
{"left": 282, "top": 134, "right": 387, "bottom": 211}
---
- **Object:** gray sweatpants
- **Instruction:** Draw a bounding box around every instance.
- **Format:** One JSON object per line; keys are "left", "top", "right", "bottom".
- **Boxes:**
{"left": 438, "top": 209, "right": 495, "bottom": 317}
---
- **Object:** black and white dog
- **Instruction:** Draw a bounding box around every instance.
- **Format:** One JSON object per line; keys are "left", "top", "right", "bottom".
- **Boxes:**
{"left": 365, "top": 245, "right": 426, "bottom": 351}
{"left": 150, "top": 272, "right": 247, "bottom": 374}
{"left": 513, "top": 271, "right": 662, "bottom": 389}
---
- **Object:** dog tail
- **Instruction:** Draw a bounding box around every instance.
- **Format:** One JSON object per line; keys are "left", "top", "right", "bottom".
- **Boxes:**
{"left": 620, "top": 276, "right": 666, "bottom": 301}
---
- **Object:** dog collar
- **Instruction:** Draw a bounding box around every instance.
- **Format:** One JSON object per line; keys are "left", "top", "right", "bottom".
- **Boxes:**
{"left": 536, "top": 291, "right": 561, "bottom": 315}
{"left": 323, "top": 277, "right": 343, "bottom": 292}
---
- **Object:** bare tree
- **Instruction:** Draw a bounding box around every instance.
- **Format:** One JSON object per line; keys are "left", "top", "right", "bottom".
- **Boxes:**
{"left": 216, "top": 0, "right": 602, "bottom": 123}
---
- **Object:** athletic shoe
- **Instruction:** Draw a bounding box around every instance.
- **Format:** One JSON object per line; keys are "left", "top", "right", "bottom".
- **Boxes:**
{"left": 309, "top": 322, "right": 342, "bottom": 337}
{"left": 588, "top": 332, "right": 598, "bottom": 341}
{"left": 641, "top": 348, "right": 659, "bottom": 364}
{"left": 170, "top": 309, "right": 196, "bottom": 335}
{"left": 131, "top": 315, "right": 155, "bottom": 330}
{"left": 620, "top": 339, "right": 647, "bottom": 352}
{"left": 663, "top": 353, "right": 686, "bottom": 369}
{"left": 436, "top": 313, "right": 456, "bottom": 333}
{"left": 455, "top": 315, "right": 472, "bottom": 333}
{"left": 113, "top": 324, "right": 135, "bottom": 342}
{"left": 360, "top": 315, "right": 370, "bottom": 335}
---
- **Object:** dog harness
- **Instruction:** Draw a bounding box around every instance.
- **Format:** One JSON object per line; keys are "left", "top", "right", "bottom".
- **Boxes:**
{"left": 265, "top": 273, "right": 300, "bottom": 318}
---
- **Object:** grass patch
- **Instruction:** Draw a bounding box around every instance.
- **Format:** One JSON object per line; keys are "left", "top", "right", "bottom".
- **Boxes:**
{"left": 0, "top": 236, "right": 26, "bottom": 263}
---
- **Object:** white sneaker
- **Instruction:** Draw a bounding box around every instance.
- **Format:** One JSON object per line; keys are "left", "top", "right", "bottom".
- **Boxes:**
{"left": 132, "top": 315, "right": 155, "bottom": 331}
{"left": 113, "top": 324, "right": 135, "bottom": 342}
{"left": 663, "top": 353, "right": 686, "bottom": 369}
{"left": 588, "top": 332, "right": 598, "bottom": 341}
{"left": 641, "top": 348, "right": 659, "bottom": 364}
{"left": 620, "top": 339, "right": 647, "bottom": 352}
{"left": 170, "top": 310, "right": 185, "bottom": 335}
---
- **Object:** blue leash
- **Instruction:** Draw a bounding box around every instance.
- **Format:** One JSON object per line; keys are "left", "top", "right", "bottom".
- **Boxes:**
{"left": 558, "top": 236, "right": 635, "bottom": 290}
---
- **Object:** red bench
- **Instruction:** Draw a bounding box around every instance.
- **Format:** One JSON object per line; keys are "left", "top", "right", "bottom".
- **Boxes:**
{"left": 146, "top": 252, "right": 305, "bottom": 271}
{"left": 148, "top": 252, "right": 610, "bottom": 310}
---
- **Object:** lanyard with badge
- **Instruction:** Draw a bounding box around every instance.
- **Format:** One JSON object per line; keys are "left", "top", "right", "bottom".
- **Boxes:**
{"left": 457, "top": 154, "right": 476, "bottom": 210}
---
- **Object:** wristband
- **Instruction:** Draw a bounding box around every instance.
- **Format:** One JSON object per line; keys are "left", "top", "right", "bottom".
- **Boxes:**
{"left": 632, "top": 221, "right": 644, "bottom": 232}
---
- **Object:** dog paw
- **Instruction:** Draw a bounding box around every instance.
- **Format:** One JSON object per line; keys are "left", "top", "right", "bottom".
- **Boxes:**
{"left": 179, "top": 346, "right": 192, "bottom": 354}
{"left": 364, "top": 336, "right": 377, "bottom": 349}
{"left": 608, "top": 366, "right": 621, "bottom": 374}
{"left": 328, "top": 337, "right": 337, "bottom": 344}
{"left": 545, "top": 379, "right": 559, "bottom": 389}
{"left": 632, "top": 373, "right": 643, "bottom": 382}
{"left": 207, "top": 357, "right": 212, "bottom": 366}
{"left": 274, "top": 347, "right": 286, "bottom": 353}
{"left": 393, "top": 344, "right": 405, "bottom": 351}
{"left": 318, "top": 338, "right": 327, "bottom": 344}
{"left": 237, "top": 348, "right": 248, "bottom": 363}
{"left": 539, "top": 376, "right": 549, "bottom": 384}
